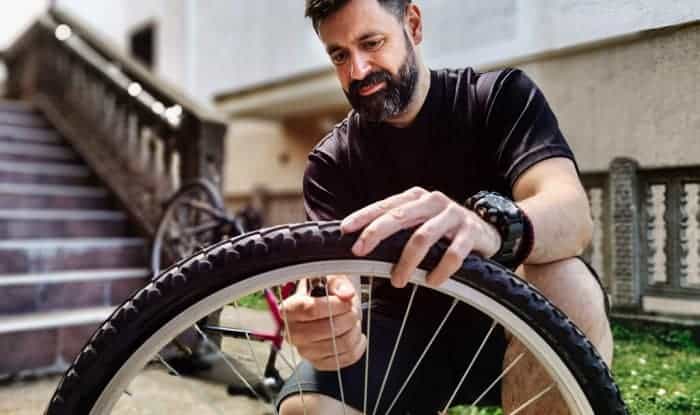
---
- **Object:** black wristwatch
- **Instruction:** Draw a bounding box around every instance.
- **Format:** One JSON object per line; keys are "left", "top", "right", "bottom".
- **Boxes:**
{"left": 464, "top": 191, "right": 534, "bottom": 270}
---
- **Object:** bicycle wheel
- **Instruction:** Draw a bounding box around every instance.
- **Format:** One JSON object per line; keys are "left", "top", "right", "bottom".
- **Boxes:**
{"left": 46, "top": 221, "right": 627, "bottom": 415}
{"left": 151, "top": 179, "right": 228, "bottom": 277}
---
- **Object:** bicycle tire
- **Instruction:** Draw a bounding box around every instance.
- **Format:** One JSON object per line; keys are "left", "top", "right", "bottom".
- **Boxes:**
{"left": 151, "top": 179, "right": 225, "bottom": 276}
{"left": 46, "top": 221, "right": 627, "bottom": 414}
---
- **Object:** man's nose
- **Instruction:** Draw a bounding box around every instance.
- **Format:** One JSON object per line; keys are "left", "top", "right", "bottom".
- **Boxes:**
{"left": 349, "top": 53, "right": 372, "bottom": 81}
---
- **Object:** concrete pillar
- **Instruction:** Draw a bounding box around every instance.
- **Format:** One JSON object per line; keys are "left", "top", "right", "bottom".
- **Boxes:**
{"left": 609, "top": 157, "right": 642, "bottom": 309}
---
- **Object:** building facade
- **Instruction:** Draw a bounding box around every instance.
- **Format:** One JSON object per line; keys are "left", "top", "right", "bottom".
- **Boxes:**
{"left": 51, "top": 1, "right": 700, "bottom": 319}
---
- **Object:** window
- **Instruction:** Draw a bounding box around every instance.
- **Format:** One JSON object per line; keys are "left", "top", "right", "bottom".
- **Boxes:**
{"left": 129, "top": 22, "right": 156, "bottom": 69}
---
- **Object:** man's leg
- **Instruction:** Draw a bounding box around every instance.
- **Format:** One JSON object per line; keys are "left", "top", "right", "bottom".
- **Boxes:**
{"left": 501, "top": 257, "right": 613, "bottom": 415}
{"left": 279, "top": 393, "right": 363, "bottom": 415}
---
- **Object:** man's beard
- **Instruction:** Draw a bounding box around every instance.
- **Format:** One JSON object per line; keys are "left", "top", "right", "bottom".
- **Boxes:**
{"left": 344, "top": 36, "right": 419, "bottom": 123}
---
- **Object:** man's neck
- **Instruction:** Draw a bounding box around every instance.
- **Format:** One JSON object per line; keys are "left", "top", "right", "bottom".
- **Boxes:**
{"left": 384, "top": 65, "right": 432, "bottom": 128}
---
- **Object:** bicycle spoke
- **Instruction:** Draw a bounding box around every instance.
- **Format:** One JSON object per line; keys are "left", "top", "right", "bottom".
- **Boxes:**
{"left": 510, "top": 383, "right": 555, "bottom": 415}
{"left": 384, "top": 298, "right": 459, "bottom": 415}
{"left": 155, "top": 354, "right": 224, "bottom": 415}
{"left": 271, "top": 344, "right": 298, "bottom": 373}
{"left": 471, "top": 351, "right": 526, "bottom": 407}
{"left": 182, "top": 199, "right": 227, "bottom": 219}
{"left": 371, "top": 283, "right": 419, "bottom": 415}
{"left": 193, "top": 325, "right": 267, "bottom": 403}
{"left": 180, "top": 220, "right": 222, "bottom": 237}
{"left": 363, "top": 276, "right": 373, "bottom": 415}
{"left": 231, "top": 301, "right": 265, "bottom": 380}
{"left": 441, "top": 320, "right": 499, "bottom": 413}
{"left": 324, "top": 284, "right": 347, "bottom": 415}
{"left": 156, "top": 353, "right": 182, "bottom": 377}
{"left": 277, "top": 285, "right": 307, "bottom": 415}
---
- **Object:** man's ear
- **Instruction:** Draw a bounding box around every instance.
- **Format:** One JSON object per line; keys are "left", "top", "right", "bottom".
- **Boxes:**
{"left": 405, "top": 4, "right": 423, "bottom": 45}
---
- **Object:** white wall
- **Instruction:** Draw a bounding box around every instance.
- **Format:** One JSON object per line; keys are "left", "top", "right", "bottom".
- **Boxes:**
{"left": 56, "top": 0, "right": 187, "bottom": 89}
{"left": 52, "top": 0, "right": 700, "bottom": 104}
{"left": 0, "top": 1, "right": 49, "bottom": 50}
{"left": 54, "top": 0, "right": 126, "bottom": 49}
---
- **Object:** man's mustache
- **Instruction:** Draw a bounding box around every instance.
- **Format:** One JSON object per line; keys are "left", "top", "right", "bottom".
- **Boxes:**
{"left": 348, "top": 71, "right": 393, "bottom": 97}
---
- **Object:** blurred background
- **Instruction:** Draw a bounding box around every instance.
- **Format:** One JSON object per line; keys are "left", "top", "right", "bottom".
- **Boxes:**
{"left": 0, "top": 1, "right": 699, "bottom": 414}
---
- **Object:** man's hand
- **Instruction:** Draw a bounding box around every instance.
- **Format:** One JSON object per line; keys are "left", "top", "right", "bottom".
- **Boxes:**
{"left": 340, "top": 187, "right": 502, "bottom": 288}
{"left": 281, "top": 275, "right": 366, "bottom": 371}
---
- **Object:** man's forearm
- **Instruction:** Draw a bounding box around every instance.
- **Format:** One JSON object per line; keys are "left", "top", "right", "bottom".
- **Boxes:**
{"left": 516, "top": 189, "right": 593, "bottom": 264}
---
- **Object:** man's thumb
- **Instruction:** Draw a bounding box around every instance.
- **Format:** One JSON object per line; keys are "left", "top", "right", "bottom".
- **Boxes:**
{"left": 329, "top": 277, "right": 355, "bottom": 300}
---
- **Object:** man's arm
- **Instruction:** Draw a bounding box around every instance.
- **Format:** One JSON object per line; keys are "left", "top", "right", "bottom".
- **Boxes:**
{"left": 513, "top": 157, "right": 593, "bottom": 264}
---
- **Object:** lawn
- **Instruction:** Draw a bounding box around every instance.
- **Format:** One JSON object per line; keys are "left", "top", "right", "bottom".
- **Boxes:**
{"left": 448, "top": 322, "right": 700, "bottom": 414}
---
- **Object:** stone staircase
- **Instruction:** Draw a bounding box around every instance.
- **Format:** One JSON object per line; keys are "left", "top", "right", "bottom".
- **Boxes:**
{"left": 0, "top": 99, "right": 150, "bottom": 377}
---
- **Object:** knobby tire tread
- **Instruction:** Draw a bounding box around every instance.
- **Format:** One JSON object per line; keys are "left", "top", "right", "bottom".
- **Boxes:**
{"left": 45, "top": 221, "right": 627, "bottom": 415}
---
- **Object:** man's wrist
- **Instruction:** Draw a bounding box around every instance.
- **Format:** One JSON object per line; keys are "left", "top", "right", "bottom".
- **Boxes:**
{"left": 480, "top": 218, "right": 502, "bottom": 258}
{"left": 464, "top": 191, "right": 534, "bottom": 270}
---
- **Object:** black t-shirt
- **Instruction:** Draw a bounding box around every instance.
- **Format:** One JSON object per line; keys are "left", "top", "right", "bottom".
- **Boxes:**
{"left": 302, "top": 67, "right": 576, "bottom": 318}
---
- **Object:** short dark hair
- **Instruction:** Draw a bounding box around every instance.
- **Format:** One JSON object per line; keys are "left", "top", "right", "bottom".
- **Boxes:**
{"left": 305, "top": 0, "right": 412, "bottom": 32}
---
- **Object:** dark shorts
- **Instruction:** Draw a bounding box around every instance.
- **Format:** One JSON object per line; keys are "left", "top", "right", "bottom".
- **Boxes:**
{"left": 276, "top": 256, "right": 608, "bottom": 413}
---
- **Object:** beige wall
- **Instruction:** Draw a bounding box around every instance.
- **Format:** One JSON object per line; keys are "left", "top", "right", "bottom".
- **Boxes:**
{"left": 222, "top": 118, "right": 321, "bottom": 198}
{"left": 222, "top": 21, "right": 700, "bottom": 217}
{"left": 520, "top": 22, "right": 700, "bottom": 173}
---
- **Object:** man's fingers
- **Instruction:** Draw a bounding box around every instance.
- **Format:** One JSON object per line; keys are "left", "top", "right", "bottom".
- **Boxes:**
{"left": 352, "top": 191, "right": 450, "bottom": 257}
{"left": 391, "top": 205, "right": 464, "bottom": 288}
{"left": 425, "top": 225, "right": 474, "bottom": 287}
{"left": 326, "top": 274, "right": 356, "bottom": 300}
{"left": 296, "top": 320, "right": 363, "bottom": 360}
{"left": 305, "top": 332, "right": 367, "bottom": 371}
{"left": 286, "top": 309, "right": 360, "bottom": 345}
{"left": 294, "top": 277, "right": 308, "bottom": 295}
{"left": 281, "top": 293, "right": 354, "bottom": 322}
{"left": 340, "top": 187, "right": 427, "bottom": 235}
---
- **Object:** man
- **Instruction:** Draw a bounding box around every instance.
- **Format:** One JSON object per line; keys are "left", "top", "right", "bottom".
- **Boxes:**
{"left": 279, "top": 0, "right": 613, "bottom": 414}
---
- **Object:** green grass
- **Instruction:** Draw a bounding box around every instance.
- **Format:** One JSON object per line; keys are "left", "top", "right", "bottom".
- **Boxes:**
{"left": 448, "top": 322, "right": 700, "bottom": 415}
{"left": 611, "top": 322, "right": 700, "bottom": 414}
{"left": 235, "top": 291, "right": 268, "bottom": 310}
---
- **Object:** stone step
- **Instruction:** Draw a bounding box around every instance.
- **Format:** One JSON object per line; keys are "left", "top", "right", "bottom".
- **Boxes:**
{"left": 0, "top": 268, "right": 149, "bottom": 315}
{"left": 0, "top": 307, "right": 112, "bottom": 376}
{"left": 0, "top": 100, "right": 36, "bottom": 114}
{"left": 0, "top": 209, "right": 129, "bottom": 238}
{"left": 0, "top": 184, "right": 112, "bottom": 209}
{"left": 0, "top": 141, "right": 79, "bottom": 164}
{"left": 0, "top": 160, "right": 93, "bottom": 186}
{"left": 0, "top": 124, "right": 62, "bottom": 144}
{"left": 0, "top": 111, "right": 49, "bottom": 129}
{"left": 0, "top": 238, "right": 147, "bottom": 274}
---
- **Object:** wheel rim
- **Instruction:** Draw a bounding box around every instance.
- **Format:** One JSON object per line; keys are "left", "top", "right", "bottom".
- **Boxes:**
{"left": 90, "top": 259, "right": 594, "bottom": 415}
{"left": 151, "top": 182, "right": 226, "bottom": 276}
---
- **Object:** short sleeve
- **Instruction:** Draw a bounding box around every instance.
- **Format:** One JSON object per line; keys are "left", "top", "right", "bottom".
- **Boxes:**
{"left": 478, "top": 69, "right": 577, "bottom": 188}
{"left": 302, "top": 149, "right": 359, "bottom": 221}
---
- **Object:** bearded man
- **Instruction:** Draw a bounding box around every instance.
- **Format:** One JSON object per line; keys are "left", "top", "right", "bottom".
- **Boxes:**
{"left": 278, "top": 1, "right": 613, "bottom": 414}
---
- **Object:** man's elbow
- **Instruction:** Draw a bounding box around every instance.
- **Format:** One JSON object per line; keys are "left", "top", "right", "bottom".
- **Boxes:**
{"left": 575, "top": 199, "right": 594, "bottom": 256}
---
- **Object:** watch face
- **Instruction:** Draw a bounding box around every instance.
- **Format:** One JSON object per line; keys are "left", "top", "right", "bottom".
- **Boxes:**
{"left": 486, "top": 195, "right": 519, "bottom": 219}
{"left": 488, "top": 195, "right": 510, "bottom": 212}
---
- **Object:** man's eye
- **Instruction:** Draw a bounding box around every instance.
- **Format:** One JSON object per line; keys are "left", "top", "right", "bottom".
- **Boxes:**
{"left": 363, "top": 39, "right": 384, "bottom": 50}
{"left": 331, "top": 52, "right": 347, "bottom": 65}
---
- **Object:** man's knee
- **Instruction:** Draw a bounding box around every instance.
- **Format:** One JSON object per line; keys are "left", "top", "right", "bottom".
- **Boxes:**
{"left": 278, "top": 393, "right": 316, "bottom": 415}
{"left": 279, "top": 393, "right": 362, "bottom": 415}
{"left": 516, "top": 257, "right": 608, "bottom": 318}
{"left": 514, "top": 257, "right": 611, "bottom": 352}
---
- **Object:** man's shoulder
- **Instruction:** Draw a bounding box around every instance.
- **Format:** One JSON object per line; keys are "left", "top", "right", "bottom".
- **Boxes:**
{"left": 436, "top": 66, "right": 537, "bottom": 116}
{"left": 310, "top": 110, "right": 358, "bottom": 158}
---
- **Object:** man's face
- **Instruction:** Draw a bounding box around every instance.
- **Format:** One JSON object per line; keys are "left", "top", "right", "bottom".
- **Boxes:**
{"left": 318, "top": 0, "right": 418, "bottom": 122}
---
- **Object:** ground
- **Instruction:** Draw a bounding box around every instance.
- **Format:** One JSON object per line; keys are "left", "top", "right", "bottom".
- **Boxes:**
{"left": 1, "top": 316, "right": 698, "bottom": 414}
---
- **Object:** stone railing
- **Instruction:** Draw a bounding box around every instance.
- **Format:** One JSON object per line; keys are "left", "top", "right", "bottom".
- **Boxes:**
{"left": 2, "top": 8, "right": 227, "bottom": 236}
{"left": 0, "top": 53, "right": 7, "bottom": 96}
{"left": 582, "top": 159, "right": 700, "bottom": 318}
